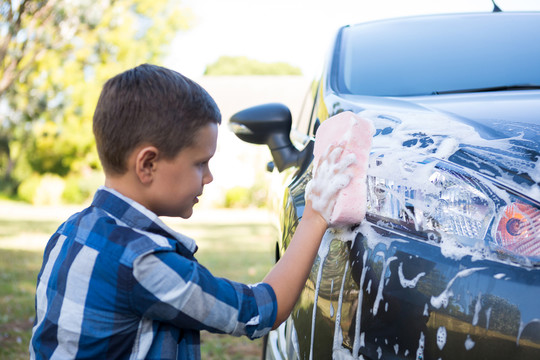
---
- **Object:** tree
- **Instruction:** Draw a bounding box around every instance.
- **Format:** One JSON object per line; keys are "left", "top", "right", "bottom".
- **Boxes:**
{"left": 204, "top": 55, "right": 302, "bottom": 76}
{"left": 0, "top": 0, "right": 191, "bottom": 199}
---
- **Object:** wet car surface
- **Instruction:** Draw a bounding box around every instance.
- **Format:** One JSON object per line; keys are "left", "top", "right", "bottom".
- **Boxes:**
{"left": 230, "top": 11, "right": 540, "bottom": 359}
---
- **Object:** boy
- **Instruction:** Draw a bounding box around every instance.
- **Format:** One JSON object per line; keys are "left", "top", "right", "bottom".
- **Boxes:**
{"left": 29, "top": 64, "right": 348, "bottom": 359}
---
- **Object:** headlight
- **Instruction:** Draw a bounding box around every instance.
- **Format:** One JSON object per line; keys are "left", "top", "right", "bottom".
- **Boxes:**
{"left": 494, "top": 202, "right": 540, "bottom": 260}
{"left": 365, "top": 160, "right": 540, "bottom": 265}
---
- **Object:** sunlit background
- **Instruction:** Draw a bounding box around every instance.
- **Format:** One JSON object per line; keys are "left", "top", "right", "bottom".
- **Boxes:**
{"left": 166, "top": 0, "right": 540, "bottom": 79}
{"left": 165, "top": 0, "right": 540, "bottom": 209}
{"left": 2, "top": 0, "right": 540, "bottom": 209}
{"left": 2, "top": 1, "right": 540, "bottom": 358}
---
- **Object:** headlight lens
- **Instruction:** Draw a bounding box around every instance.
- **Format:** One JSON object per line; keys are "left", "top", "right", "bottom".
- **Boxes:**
{"left": 494, "top": 202, "right": 540, "bottom": 259}
{"left": 425, "top": 170, "right": 495, "bottom": 245}
{"left": 366, "top": 161, "right": 540, "bottom": 265}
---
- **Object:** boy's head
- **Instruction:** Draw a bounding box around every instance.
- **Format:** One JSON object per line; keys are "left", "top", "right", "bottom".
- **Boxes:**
{"left": 93, "top": 64, "right": 221, "bottom": 176}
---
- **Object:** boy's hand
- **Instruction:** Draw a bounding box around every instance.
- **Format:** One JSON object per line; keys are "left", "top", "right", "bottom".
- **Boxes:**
{"left": 266, "top": 143, "right": 355, "bottom": 328}
{"left": 305, "top": 143, "right": 356, "bottom": 224}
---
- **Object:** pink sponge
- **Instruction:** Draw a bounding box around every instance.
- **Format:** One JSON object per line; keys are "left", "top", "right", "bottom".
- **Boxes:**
{"left": 313, "top": 111, "right": 374, "bottom": 225}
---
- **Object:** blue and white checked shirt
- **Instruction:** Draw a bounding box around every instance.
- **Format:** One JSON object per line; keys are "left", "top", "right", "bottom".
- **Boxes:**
{"left": 30, "top": 187, "right": 277, "bottom": 359}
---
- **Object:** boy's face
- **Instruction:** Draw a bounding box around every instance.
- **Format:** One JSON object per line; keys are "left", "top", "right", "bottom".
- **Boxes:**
{"left": 148, "top": 123, "right": 218, "bottom": 218}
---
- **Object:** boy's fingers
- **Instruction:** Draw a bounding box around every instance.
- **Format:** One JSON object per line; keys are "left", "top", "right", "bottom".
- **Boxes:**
{"left": 307, "top": 141, "right": 358, "bottom": 224}
{"left": 341, "top": 153, "right": 356, "bottom": 168}
{"left": 327, "top": 146, "right": 344, "bottom": 164}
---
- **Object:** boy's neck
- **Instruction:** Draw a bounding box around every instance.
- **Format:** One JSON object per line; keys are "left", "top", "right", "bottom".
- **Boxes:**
{"left": 104, "top": 174, "right": 148, "bottom": 209}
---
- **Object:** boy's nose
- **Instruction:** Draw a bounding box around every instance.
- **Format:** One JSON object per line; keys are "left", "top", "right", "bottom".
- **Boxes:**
{"left": 203, "top": 169, "right": 213, "bottom": 185}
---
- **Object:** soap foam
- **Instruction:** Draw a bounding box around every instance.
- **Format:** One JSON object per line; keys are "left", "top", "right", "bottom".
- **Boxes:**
{"left": 307, "top": 111, "right": 375, "bottom": 226}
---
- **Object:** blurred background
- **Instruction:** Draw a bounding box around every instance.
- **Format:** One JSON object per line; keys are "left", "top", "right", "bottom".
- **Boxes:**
{"left": 2, "top": 0, "right": 539, "bottom": 209}
{"left": 2, "top": 0, "right": 540, "bottom": 358}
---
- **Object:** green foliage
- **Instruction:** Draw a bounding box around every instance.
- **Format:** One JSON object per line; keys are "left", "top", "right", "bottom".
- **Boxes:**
{"left": 62, "top": 170, "right": 104, "bottom": 204}
{"left": 27, "top": 121, "right": 77, "bottom": 176}
{"left": 17, "top": 170, "right": 103, "bottom": 205}
{"left": 16, "top": 174, "right": 42, "bottom": 204}
{"left": 224, "top": 186, "right": 252, "bottom": 208}
{"left": 223, "top": 182, "right": 269, "bottom": 209}
{"left": 204, "top": 56, "right": 302, "bottom": 76}
{"left": 17, "top": 173, "right": 65, "bottom": 205}
{"left": 0, "top": 0, "right": 192, "bottom": 200}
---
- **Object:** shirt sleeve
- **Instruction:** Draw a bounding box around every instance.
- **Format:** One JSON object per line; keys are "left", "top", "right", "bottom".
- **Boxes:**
{"left": 130, "top": 250, "right": 277, "bottom": 339}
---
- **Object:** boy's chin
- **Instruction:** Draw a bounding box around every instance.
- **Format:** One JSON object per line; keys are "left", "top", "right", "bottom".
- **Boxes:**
{"left": 158, "top": 206, "right": 194, "bottom": 219}
{"left": 179, "top": 212, "right": 193, "bottom": 219}
{"left": 178, "top": 207, "right": 194, "bottom": 219}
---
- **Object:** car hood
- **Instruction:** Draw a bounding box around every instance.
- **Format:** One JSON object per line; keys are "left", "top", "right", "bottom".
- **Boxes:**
{"left": 333, "top": 90, "right": 540, "bottom": 200}
{"left": 413, "top": 91, "right": 540, "bottom": 141}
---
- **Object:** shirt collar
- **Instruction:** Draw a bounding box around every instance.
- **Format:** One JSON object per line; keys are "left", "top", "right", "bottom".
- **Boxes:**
{"left": 92, "top": 186, "right": 198, "bottom": 254}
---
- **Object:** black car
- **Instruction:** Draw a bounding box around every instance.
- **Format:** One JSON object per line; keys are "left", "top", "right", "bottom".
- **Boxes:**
{"left": 230, "top": 11, "right": 540, "bottom": 360}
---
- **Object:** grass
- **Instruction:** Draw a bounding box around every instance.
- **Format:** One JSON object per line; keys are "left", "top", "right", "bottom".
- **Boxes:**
{"left": 0, "top": 209, "right": 277, "bottom": 359}
{"left": 0, "top": 249, "right": 43, "bottom": 360}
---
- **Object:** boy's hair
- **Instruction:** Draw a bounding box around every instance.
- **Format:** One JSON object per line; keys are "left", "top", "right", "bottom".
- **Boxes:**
{"left": 93, "top": 64, "right": 221, "bottom": 175}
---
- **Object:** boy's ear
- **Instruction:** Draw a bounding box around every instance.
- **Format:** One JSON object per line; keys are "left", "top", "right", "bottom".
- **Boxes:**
{"left": 134, "top": 146, "right": 159, "bottom": 184}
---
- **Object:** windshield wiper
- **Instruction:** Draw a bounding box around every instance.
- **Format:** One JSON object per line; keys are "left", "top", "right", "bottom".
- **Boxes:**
{"left": 432, "top": 84, "right": 540, "bottom": 95}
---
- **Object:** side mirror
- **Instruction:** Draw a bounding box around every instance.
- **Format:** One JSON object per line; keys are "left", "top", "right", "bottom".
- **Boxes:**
{"left": 229, "top": 103, "right": 301, "bottom": 172}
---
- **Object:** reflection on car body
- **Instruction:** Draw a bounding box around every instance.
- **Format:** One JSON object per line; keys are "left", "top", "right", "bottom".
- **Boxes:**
{"left": 231, "top": 11, "right": 540, "bottom": 360}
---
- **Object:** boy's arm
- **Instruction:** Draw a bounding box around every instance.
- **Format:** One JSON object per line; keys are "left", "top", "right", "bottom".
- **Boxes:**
{"left": 262, "top": 201, "right": 327, "bottom": 329}
{"left": 263, "top": 143, "right": 357, "bottom": 329}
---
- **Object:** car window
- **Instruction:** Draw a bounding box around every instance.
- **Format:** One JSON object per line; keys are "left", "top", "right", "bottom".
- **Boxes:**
{"left": 337, "top": 13, "right": 540, "bottom": 97}
{"left": 291, "top": 80, "right": 318, "bottom": 146}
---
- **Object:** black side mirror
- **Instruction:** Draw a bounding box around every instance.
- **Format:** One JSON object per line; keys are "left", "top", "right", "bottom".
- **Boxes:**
{"left": 229, "top": 103, "right": 301, "bottom": 172}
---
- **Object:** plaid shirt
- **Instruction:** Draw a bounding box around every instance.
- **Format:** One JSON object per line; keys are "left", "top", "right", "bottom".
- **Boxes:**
{"left": 30, "top": 187, "right": 277, "bottom": 359}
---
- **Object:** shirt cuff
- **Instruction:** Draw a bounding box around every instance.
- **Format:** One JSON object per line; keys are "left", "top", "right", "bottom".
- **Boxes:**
{"left": 248, "top": 282, "right": 277, "bottom": 339}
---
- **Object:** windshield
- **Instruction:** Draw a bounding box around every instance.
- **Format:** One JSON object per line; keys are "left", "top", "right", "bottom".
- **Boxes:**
{"left": 337, "top": 13, "right": 540, "bottom": 97}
